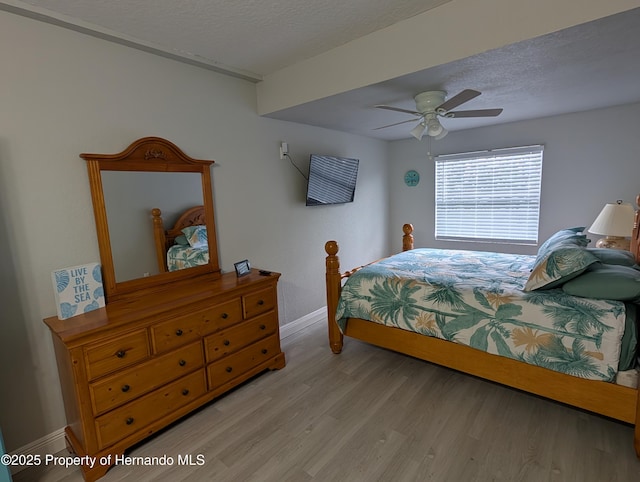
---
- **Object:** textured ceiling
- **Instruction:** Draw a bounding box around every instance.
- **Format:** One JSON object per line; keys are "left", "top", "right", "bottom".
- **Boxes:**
{"left": 3, "top": 1, "right": 640, "bottom": 140}
{"left": 266, "top": 7, "right": 640, "bottom": 140}
{"left": 8, "top": 0, "right": 450, "bottom": 76}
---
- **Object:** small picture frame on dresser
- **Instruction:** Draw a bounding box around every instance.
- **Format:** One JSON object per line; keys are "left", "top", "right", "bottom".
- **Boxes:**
{"left": 234, "top": 259, "right": 251, "bottom": 277}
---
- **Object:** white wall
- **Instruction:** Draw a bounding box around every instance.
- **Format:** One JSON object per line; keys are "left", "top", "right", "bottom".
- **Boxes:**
{"left": 0, "top": 11, "right": 389, "bottom": 451}
{"left": 388, "top": 102, "right": 640, "bottom": 254}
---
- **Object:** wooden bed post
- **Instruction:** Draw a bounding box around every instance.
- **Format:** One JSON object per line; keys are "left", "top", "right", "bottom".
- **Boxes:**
{"left": 402, "top": 223, "right": 414, "bottom": 251}
{"left": 151, "top": 208, "right": 168, "bottom": 272}
{"left": 325, "top": 241, "right": 343, "bottom": 354}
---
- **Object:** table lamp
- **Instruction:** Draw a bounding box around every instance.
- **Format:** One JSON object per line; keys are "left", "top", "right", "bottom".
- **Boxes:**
{"left": 588, "top": 200, "right": 635, "bottom": 250}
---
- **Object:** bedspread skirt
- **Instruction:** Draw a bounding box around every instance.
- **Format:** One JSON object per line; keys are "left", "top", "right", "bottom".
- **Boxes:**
{"left": 336, "top": 248, "right": 633, "bottom": 382}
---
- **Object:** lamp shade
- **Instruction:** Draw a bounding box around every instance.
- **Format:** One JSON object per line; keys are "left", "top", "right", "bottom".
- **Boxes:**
{"left": 410, "top": 122, "right": 426, "bottom": 140}
{"left": 434, "top": 127, "right": 448, "bottom": 140}
{"left": 426, "top": 118, "right": 444, "bottom": 137}
{"left": 588, "top": 201, "right": 635, "bottom": 237}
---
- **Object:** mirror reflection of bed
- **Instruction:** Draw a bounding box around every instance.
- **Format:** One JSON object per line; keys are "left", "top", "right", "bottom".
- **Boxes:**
{"left": 101, "top": 171, "right": 204, "bottom": 282}
{"left": 152, "top": 205, "right": 209, "bottom": 272}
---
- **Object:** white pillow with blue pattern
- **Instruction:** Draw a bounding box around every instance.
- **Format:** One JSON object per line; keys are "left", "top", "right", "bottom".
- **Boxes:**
{"left": 181, "top": 225, "right": 208, "bottom": 249}
{"left": 524, "top": 227, "right": 598, "bottom": 291}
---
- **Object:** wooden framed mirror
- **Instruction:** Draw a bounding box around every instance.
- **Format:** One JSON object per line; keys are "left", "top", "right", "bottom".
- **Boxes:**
{"left": 82, "top": 137, "right": 221, "bottom": 301}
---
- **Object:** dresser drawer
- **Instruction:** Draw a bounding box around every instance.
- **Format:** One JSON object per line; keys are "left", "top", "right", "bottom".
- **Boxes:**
{"left": 95, "top": 369, "right": 206, "bottom": 450}
{"left": 242, "top": 287, "right": 275, "bottom": 319}
{"left": 207, "top": 335, "right": 281, "bottom": 390}
{"left": 150, "top": 299, "right": 242, "bottom": 354}
{"left": 89, "top": 342, "right": 204, "bottom": 415}
{"left": 84, "top": 329, "right": 150, "bottom": 381}
{"left": 204, "top": 312, "right": 278, "bottom": 363}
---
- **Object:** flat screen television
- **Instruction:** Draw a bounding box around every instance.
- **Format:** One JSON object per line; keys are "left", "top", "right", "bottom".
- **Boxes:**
{"left": 305, "top": 154, "right": 359, "bottom": 206}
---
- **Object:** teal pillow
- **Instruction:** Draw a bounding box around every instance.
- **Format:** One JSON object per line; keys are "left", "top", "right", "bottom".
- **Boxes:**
{"left": 181, "top": 225, "right": 208, "bottom": 249}
{"left": 524, "top": 230, "right": 598, "bottom": 291}
{"left": 562, "top": 264, "right": 640, "bottom": 301}
{"left": 174, "top": 234, "right": 189, "bottom": 246}
{"left": 587, "top": 248, "right": 636, "bottom": 267}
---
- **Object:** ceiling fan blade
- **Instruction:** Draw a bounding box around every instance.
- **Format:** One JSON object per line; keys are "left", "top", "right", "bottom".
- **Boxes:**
{"left": 375, "top": 105, "right": 421, "bottom": 116}
{"left": 372, "top": 118, "right": 422, "bottom": 130}
{"left": 444, "top": 108, "right": 503, "bottom": 118}
{"left": 436, "top": 89, "right": 481, "bottom": 113}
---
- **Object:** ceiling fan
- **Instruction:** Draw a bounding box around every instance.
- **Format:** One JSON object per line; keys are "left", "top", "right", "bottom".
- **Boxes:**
{"left": 374, "top": 89, "right": 503, "bottom": 140}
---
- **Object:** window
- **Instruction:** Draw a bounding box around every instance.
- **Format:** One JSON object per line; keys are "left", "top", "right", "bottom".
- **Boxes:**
{"left": 434, "top": 145, "right": 543, "bottom": 245}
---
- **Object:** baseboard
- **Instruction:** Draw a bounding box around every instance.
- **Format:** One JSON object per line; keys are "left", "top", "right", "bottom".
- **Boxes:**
{"left": 10, "top": 308, "right": 325, "bottom": 475}
{"left": 280, "top": 306, "right": 325, "bottom": 339}
{"left": 9, "top": 428, "right": 66, "bottom": 475}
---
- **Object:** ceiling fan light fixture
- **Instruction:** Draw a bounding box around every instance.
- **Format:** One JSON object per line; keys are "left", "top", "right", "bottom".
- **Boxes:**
{"left": 410, "top": 122, "right": 426, "bottom": 140}
{"left": 375, "top": 89, "right": 502, "bottom": 141}
{"left": 434, "top": 128, "right": 448, "bottom": 140}
{"left": 426, "top": 117, "right": 444, "bottom": 137}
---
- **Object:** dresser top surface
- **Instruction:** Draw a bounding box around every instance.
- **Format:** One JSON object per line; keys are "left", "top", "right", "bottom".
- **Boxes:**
{"left": 44, "top": 270, "right": 280, "bottom": 343}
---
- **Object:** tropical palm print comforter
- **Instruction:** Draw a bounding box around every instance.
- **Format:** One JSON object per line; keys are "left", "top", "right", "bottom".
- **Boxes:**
{"left": 167, "top": 245, "right": 209, "bottom": 271}
{"left": 336, "top": 248, "right": 629, "bottom": 381}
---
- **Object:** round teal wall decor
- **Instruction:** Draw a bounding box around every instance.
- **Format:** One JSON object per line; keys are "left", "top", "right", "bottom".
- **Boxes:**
{"left": 404, "top": 170, "right": 420, "bottom": 187}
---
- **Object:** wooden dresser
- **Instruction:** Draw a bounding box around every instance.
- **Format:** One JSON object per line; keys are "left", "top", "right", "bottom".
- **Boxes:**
{"left": 44, "top": 270, "right": 285, "bottom": 481}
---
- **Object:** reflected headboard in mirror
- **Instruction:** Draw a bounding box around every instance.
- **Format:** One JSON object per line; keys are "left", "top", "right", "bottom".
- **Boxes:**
{"left": 82, "top": 137, "right": 220, "bottom": 301}
{"left": 152, "top": 205, "right": 207, "bottom": 273}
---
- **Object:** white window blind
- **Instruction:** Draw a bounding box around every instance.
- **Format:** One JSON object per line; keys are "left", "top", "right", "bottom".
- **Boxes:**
{"left": 435, "top": 145, "right": 544, "bottom": 245}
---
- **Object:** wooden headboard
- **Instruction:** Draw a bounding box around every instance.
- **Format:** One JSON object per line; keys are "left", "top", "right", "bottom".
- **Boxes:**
{"left": 152, "top": 205, "right": 206, "bottom": 272}
{"left": 632, "top": 194, "right": 640, "bottom": 263}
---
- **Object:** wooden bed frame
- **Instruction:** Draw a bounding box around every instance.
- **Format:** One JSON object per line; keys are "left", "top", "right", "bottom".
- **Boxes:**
{"left": 325, "top": 195, "right": 640, "bottom": 457}
{"left": 151, "top": 205, "right": 206, "bottom": 272}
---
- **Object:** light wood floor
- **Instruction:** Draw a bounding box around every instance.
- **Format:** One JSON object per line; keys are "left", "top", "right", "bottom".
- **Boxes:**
{"left": 15, "top": 321, "right": 640, "bottom": 481}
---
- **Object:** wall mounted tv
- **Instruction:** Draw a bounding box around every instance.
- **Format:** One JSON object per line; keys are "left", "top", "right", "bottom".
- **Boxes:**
{"left": 305, "top": 154, "right": 359, "bottom": 206}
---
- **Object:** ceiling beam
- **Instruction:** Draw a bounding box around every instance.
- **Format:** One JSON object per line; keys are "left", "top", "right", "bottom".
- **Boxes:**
{"left": 256, "top": 0, "right": 639, "bottom": 115}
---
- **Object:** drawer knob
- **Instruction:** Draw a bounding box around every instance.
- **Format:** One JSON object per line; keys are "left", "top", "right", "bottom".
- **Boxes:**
{"left": 115, "top": 350, "right": 126, "bottom": 359}
{"left": 121, "top": 384, "right": 130, "bottom": 393}
{"left": 257, "top": 300, "right": 265, "bottom": 306}
{"left": 225, "top": 366, "right": 233, "bottom": 373}
{"left": 261, "top": 349, "right": 268, "bottom": 355}
{"left": 259, "top": 324, "right": 266, "bottom": 330}
{"left": 175, "top": 329, "right": 183, "bottom": 336}
{"left": 223, "top": 340, "right": 230, "bottom": 346}
{"left": 179, "top": 359, "right": 186, "bottom": 367}
{"left": 125, "top": 417, "right": 134, "bottom": 425}
{"left": 221, "top": 313, "right": 229, "bottom": 319}
{"left": 182, "top": 389, "right": 189, "bottom": 396}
